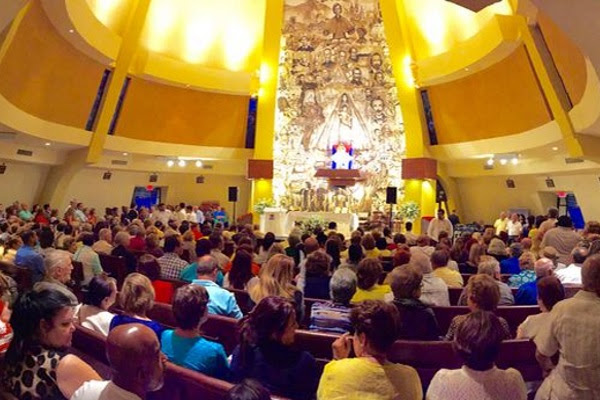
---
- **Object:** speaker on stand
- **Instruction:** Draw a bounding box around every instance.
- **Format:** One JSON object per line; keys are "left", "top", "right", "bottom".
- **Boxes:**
{"left": 228, "top": 187, "right": 238, "bottom": 225}
{"left": 386, "top": 187, "right": 397, "bottom": 230}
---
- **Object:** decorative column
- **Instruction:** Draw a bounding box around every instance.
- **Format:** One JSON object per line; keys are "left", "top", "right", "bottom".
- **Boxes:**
{"left": 380, "top": 0, "right": 437, "bottom": 233}
{"left": 249, "top": 0, "right": 285, "bottom": 218}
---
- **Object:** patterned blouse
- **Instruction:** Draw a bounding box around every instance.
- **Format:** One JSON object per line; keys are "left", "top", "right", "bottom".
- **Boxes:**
{"left": 508, "top": 270, "right": 537, "bottom": 288}
{"left": 3, "top": 346, "right": 66, "bottom": 400}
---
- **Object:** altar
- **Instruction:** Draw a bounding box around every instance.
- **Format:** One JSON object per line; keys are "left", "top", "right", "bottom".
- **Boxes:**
{"left": 259, "top": 209, "right": 359, "bottom": 237}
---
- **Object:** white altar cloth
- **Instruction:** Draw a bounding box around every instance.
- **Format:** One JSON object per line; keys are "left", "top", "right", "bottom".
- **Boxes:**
{"left": 260, "top": 209, "right": 358, "bottom": 237}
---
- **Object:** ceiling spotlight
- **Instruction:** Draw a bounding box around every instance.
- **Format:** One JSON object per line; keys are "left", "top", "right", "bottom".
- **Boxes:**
{"left": 44, "top": 142, "right": 51, "bottom": 146}
{"left": 195, "top": 160, "right": 203, "bottom": 168}
{"left": 486, "top": 158, "right": 494, "bottom": 166}
{"left": 69, "top": 29, "right": 74, "bottom": 33}
{"left": 511, "top": 157, "right": 519, "bottom": 165}
{"left": 178, "top": 160, "right": 186, "bottom": 167}
{"left": 499, "top": 158, "right": 508, "bottom": 165}
{"left": 552, "top": 146, "right": 558, "bottom": 151}
{"left": 167, "top": 160, "right": 174, "bottom": 167}
{"left": 123, "top": 152, "right": 128, "bottom": 156}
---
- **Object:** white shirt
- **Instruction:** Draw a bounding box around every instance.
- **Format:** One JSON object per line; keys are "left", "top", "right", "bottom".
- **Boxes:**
{"left": 427, "top": 366, "right": 527, "bottom": 400}
{"left": 78, "top": 305, "right": 114, "bottom": 337}
{"left": 196, "top": 211, "right": 205, "bottom": 225}
{"left": 507, "top": 220, "right": 523, "bottom": 236}
{"left": 420, "top": 274, "right": 450, "bottom": 307}
{"left": 410, "top": 246, "right": 434, "bottom": 258}
{"left": 535, "top": 291, "right": 600, "bottom": 400}
{"left": 152, "top": 210, "right": 171, "bottom": 226}
{"left": 185, "top": 211, "right": 197, "bottom": 223}
{"left": 517, "top": 312, "right": 551, "bottom": 340}
{"left": 555, "top": 263, "right": 583, "bottom": 285}
{"left": 427, "top": 218, "right": 453, "bottom": 242}
{"left": 71, "top": 380, "right": 141, "bottom": 400}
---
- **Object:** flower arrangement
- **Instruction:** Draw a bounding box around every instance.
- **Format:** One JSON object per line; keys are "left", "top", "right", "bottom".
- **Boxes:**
{"left": 253, "top": 198, "right": 275, "bottom": 215}
{"left": 397, "top": 201, "right": 420, "bottom": 222}
{"left": 298, "top": 216, "right": 326, "bottom": 235}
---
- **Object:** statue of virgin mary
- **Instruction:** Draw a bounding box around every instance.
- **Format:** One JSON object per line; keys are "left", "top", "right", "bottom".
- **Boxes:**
{"left": 310, "top": 92, "right": 372, "bottom": 151}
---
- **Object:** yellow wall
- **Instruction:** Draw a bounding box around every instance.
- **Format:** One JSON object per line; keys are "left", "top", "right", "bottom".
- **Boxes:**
{"left": 61, "top": 168, "right": 251, "bottom": 216}
{"left": 0, "top": 1, "right": 105, "bottom": 129}
{"left": 404, "top": 0, "right": 512, "bottom": 60}
{"left": 537, "top": 11, "right": 587, "bottom": 107}
{"left": 427, "top": 45, "right": 552, "bottom": 144}
{"left": 0, "top": 160, "right": 50, "bottom": 206}
{"left": 85, "top": 0, "right": 134, "bottom": 37}
{"left": 115, "top": 77, "right": 249, "bottom": 148}
{"left": 456, "top": 172, "right": 600, "bottom": 224}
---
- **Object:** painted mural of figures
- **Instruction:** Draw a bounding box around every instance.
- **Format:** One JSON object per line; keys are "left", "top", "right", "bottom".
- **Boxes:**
{"left": 324, "top": 3, "right": 355, "bottom": 40}
{"left": 312, "top": 93, "right": 371, "bottom": 150}
{"left": 273, "top": 0, "right": 406, "bottom": 213}
{"left": 369, "top": 96, "right": 395, "bottom": 125}
{"left": 299, "top": 86, "right": 325, "bottom": 150}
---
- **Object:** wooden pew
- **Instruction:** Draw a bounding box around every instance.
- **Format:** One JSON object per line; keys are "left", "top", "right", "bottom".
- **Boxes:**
{"left": 0, "top": 260, "right": 32, "bottom": 292}
{"left": 227, "top": 288, "right": 254, "bottom": 314}
{"left": 448, "top": 287, "right": 519, "bottom": 306}
{"left": 432, "top": 306, "right": 540, "bottom": 337}
{"left": 140, "top": 303, "right": 542, "bottom": 395}
{"left": 98, "top": 255, "right": 128, "bottom": 288}
{"left": 71, "top": 325, "right": 290, "bottom": 400}
{"left": 387, "top": 339, "right": 541, "bottom": 388}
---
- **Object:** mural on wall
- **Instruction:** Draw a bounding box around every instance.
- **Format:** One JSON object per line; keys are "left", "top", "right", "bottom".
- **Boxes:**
{"left": 273, "top": 0, "right": 406, "bottom": 212}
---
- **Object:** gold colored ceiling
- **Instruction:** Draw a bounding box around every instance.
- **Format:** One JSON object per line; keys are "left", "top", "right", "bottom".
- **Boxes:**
{"left": 85, "top": 0, "right": 266, "bottom": 72}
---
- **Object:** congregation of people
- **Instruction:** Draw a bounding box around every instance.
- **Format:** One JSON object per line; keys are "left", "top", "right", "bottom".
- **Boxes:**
{"left": 0, "top": 200, "right": 598, "bottom": 400}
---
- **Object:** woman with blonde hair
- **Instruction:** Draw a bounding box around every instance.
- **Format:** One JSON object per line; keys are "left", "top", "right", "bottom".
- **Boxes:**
{"left": 109, "top": 272, "right": 163, "bottom": 340}
{"left": 249, "top": 254, "right": 304, "bottom": 321}
{"left": 460, "top": 243, "right": 487, "bottom": 274}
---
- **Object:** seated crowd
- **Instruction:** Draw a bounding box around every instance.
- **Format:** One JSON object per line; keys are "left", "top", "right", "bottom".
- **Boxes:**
{"left": 0, "top": 201, "right": 597, "bottom": 399}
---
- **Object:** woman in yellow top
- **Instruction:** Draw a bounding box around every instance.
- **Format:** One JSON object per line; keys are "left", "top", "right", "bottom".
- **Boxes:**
{"left": 317, "top": 300, "right": 422, "bottom": 400}
{"left": 351, "top": 259, "right": 392, "bottom": 303}
{"left": 362, "top": 233, "right": 380, "bottom": 259}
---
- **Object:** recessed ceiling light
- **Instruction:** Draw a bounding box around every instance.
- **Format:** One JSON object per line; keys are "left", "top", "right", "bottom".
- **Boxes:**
{"left": 69, "top": 29, "right": 74, "bottom": 33}
{"left": 44, "top": 142, "right": 51, "bottom": 146}
{"left": 123, "top": 152, "right": 128, "bottom": 156}
{"left": 486, "top": 158, "right": 494, "bottom": 166}
{"left": 499, "top": 158, "right": 508, "bottom": 166}
{"left": 465, "top": 67, "right": 470, "bottom": 71}
{"left": 195, "top": 160, "right": 203, "bottom": 168}
{"left": 552, "top": 146, "right": 558, "bottom": 151}
{"left": 511, "top": 157, "right": 519, "bottom": 165}
{"left": 167, "top": 160, "right": 174, "bottom": 167}
{"left": 178, "top": 160, "right": 186, "bottom": 167}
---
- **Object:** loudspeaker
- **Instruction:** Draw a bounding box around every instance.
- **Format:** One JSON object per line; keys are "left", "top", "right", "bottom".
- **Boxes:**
{"left": 0, "top": 164, "right": 6, "bottom": 174}
{"left": 196, "top": 176, "right": 205, "bottom": 184}
{"left": 228, "top": 186, "right": 238, "bottom": 202}
{"left": 506, "top": 179, "right": 515, "bottom": 189}
{"left": 149, "top": 173, "right": 158, "bottom": 183}
{"left": 545, "top": 178, "right": 555, "bottom": 188}
{"left": 386, "top": 187, "right": 397, "bottom": 204}
{"left": 102, "top": 171, "right": 112, "bottom": 180}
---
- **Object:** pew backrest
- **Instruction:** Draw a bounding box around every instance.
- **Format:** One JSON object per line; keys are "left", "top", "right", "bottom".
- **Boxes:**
{"left": 432, "top": 306, "right": 540, "bottom": 336}
{"left": 387, "top": 339, "right": 541, "bottom": 388}
{"left": 72, "top": 325, "right": 290, "bottom": 400}
{"left": 98, "top": 255, "right": 128, "bottom": 288}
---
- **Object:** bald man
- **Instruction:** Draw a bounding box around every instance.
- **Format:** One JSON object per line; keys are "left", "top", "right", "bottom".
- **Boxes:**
{"left": 71, "top": 324, "right": 165, "bottom": 400}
